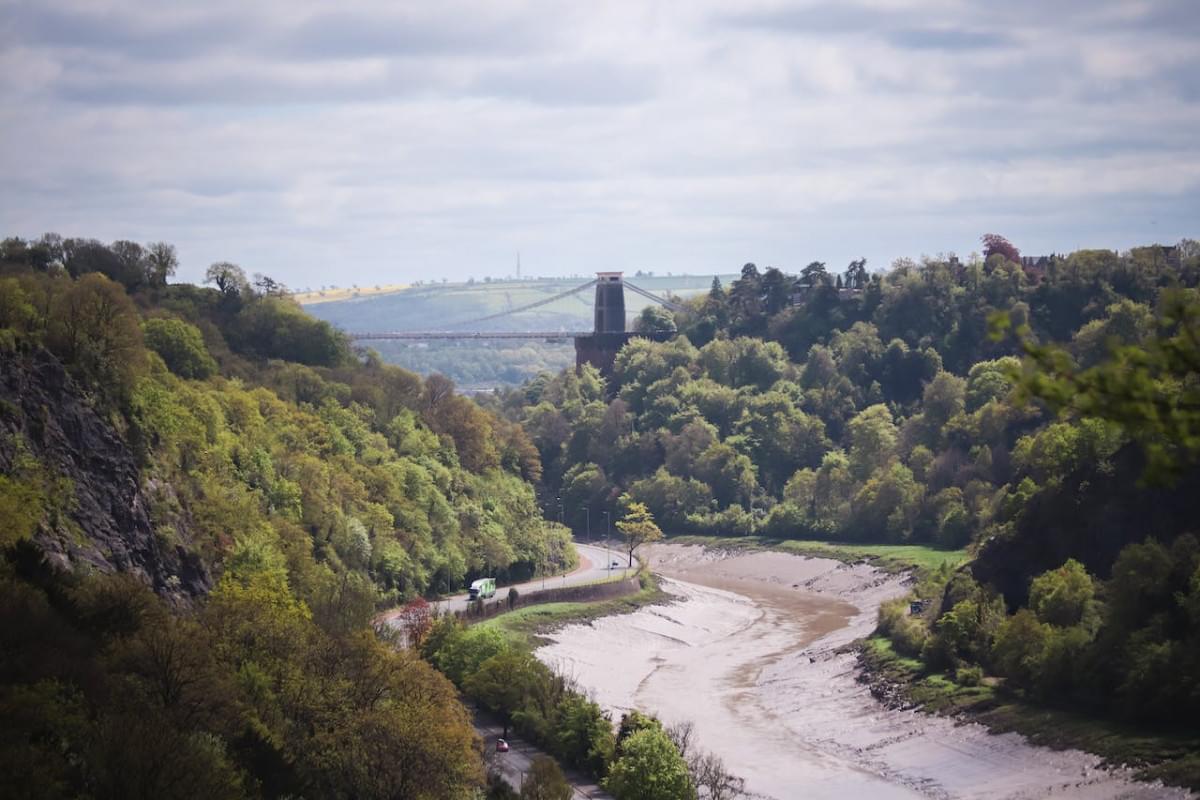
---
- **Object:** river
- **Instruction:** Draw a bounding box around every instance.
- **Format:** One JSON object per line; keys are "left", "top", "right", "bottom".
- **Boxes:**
{"left": 534, "top": 544, "right": 1189, "bottom": 800}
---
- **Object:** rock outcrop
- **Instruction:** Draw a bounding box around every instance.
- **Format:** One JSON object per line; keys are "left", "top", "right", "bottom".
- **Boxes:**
{"left": 0, "top": 347, "right": 210, "bottom": 604}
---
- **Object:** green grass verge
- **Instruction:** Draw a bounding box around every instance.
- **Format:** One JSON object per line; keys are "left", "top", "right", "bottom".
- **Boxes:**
{"left": 861, "top": 636, "right": 1200, "bottom": 791}
{"left": 667, "top": 534, "right": 968, "bottom": 575}
{"left": 860, "top": 636, "right": 996, "bottom": 714}
{"left": 476, "top": 573, "right": 669, "bottom": 651}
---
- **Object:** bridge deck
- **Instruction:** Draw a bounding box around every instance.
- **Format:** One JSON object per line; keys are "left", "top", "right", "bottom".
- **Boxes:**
{"left": 348, "top": 331, "right": 592, "bottom": 341}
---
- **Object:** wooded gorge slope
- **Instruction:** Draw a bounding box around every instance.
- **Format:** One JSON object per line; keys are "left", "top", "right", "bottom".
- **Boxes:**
{"left": 0, "top": 236, "right": 575, "bottom": 799}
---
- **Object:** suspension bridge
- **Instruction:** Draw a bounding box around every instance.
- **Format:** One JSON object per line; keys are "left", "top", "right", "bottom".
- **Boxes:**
{"left": 346, "top": 273, "right": 683, "bottom": 374}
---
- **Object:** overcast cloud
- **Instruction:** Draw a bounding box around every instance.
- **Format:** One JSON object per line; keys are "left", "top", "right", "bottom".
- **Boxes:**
{"left": 1, "top": 0, "right": 1197, "bottom": 288}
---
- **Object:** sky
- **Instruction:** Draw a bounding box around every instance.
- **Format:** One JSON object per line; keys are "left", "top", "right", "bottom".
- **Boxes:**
{"left": 1, "top": 0, "right": 1198, "bottom": 290}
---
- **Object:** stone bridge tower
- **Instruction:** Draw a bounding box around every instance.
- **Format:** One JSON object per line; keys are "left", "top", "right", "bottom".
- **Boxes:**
{"left": 574, "top": 272, "right": 670, "bottom": 378}
{"left": 593, "top": 271, "right": 626, "bottom": 334}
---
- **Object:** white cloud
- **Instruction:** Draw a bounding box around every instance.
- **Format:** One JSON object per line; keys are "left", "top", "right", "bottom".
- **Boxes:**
{"left": 0, "top": 0, "right": 1197, "bottom": 286}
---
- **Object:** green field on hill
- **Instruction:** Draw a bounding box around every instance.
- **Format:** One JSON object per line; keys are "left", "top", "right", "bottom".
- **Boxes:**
{"left": 301, "top": 273, "right": 737, "bottom": 386}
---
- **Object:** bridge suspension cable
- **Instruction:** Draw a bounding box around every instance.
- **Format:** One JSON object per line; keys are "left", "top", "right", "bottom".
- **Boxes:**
{"left": 623, "top": 281, "right": 688, "bottom": 313}
{"left": 347, "top": 275, "right": 689, "bottom": 342}
{"left": 424, "top": 279, "right": 598, "bottom": 330}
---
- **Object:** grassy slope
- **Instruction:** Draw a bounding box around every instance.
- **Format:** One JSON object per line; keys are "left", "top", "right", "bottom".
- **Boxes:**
{"left": 291, "top": 283, "right": 410, "bottom": 304}
{"left": 666, "top": 534, "right": 968, "bottom": 574}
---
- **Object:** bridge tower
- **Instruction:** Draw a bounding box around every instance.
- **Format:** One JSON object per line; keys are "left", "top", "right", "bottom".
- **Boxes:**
{"left": 575, "top": 271, "right": 671, "bottom": 379}
{"left": 593, "top": 272, "right": 626, "bottom": 334}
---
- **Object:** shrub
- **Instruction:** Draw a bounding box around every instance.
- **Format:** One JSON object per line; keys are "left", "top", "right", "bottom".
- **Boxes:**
{"left": 520, "top": 756, "right": 572, "bottom": 800}
{"left": 956, "top": 665, "right": 983, "bottom": 686}
{"left": 877, "top": 598, "right": 930, "bottom": 656}
{"left": 990, "top": 609, "right": 1049, "bottom": 690}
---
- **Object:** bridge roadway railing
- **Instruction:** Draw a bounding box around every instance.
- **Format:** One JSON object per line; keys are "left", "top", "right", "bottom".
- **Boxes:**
{"left": 348, "top": 330, "right": 592, "bottom": 341}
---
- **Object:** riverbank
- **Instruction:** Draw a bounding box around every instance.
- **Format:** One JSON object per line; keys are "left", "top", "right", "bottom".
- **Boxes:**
{"left": 666, "top": 534, "right": 968, "bottom": 574}
{"left": 669, "top": 535, "right": 1199, "bottom": 792}
{"left": 859, "top": 635, "right": 1200, "bottom": 793}
{"left": 476, "top": 572, "right": 668, "bottom": 649}
{"left": 534, "top": 543, "right": 1190, "bottom": 799}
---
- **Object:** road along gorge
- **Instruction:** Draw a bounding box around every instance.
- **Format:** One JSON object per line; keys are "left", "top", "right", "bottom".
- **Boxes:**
{"left": 534, "top": 543, "right": 1190, "bottom": 800}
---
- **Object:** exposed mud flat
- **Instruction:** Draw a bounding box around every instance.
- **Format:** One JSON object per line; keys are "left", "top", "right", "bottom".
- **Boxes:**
{"left": 535, "top": 544, "right": 1190, "bottom": 800}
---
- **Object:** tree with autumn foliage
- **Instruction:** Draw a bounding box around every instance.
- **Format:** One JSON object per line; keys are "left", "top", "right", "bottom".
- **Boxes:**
{"left": 394, "top": 597, "right": 435, "bottom": 649}
{"left": 981, "top": 233, "right": 1020, "bottom": 264}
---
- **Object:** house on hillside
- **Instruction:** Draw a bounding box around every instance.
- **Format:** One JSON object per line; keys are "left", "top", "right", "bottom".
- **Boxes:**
{"left": 1020, "top": 254, "right": 1057, "bottom": 283}
{"left": 789, "top": 284, "right": 862, "bottom": 306}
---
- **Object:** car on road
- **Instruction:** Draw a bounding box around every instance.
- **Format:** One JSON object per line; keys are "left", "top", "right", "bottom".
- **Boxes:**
{"left": 611, "top": 560, "right": 622, "bottom": 568}
{"left": 496, "top": 738, "right": 509, "bottom": 753}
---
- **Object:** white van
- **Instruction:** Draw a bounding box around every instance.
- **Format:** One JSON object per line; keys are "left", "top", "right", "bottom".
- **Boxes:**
{"left": 468, "top": 578, "right": 496, "bottom": 600}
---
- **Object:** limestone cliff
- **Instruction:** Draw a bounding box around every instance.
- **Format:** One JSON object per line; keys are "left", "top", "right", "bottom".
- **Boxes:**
{"left": 0, "top": 347, "right": 210, "bottom": 604}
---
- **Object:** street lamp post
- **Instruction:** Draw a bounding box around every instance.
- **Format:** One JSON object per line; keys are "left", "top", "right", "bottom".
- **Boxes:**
{"left": 584, "top": 508, "right": 591, "bottom": 542}
{"left": 602, "top": 510, "right": 611, "bottom": 569}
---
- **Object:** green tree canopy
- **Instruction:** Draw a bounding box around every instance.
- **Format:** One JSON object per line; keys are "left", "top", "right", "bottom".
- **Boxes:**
{"left": 143, "top": 317, "right": 217, "bottom": 379}
{"left": 604, "top": 725, "right": 693, "bottom": 800}
{"left": 1028, "top": 559, "right": 1097, "bottom": 628}
{"left": 465, "top": 647, "right": 548, "bottom": 737}
{"left": 616, "top": 500, "right": 663, "bottom": 567}
{"left": 521, "top": 756, "right": 573, "bottom": 800}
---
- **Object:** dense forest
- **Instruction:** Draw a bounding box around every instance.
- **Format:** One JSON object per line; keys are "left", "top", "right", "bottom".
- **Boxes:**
{"left": 487, "top": 237, "right": 1200, "bottom": 747}
{"left": 368, "top": 339, "right": 574, "bottom": 388}
{"left": 0, "top": 235, "right": 580, "bottom": 799}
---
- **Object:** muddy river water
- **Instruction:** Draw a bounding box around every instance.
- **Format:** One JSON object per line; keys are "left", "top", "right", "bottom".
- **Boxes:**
{"left": 535, "top": 544, "right": 1190, "bottom": 800}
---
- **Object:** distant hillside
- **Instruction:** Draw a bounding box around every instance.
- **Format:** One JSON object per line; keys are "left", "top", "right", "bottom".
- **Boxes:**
{"left": 302, "top": 274, "right": 737, "bottom": 386}
{"left": 290, "top": 282, "right": 409, "bottom": 304}
{"left": 299, "top": 273, "right": 734, "bottom": 332}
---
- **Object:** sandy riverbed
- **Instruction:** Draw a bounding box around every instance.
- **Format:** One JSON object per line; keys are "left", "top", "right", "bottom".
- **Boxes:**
{"left": 535, "top": 544, "right": 1190, "bottom": 800}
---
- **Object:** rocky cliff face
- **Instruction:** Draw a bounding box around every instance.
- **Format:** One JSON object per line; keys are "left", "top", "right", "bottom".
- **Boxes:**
{"left": 0, "top": 348, "right": 210, "bottom": 604}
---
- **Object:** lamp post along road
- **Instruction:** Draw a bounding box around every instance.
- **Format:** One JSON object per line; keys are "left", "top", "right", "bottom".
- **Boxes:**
{"left": 602, "top": 510, "right": 611, "bottom": 570}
